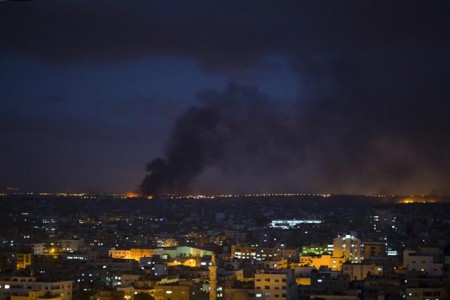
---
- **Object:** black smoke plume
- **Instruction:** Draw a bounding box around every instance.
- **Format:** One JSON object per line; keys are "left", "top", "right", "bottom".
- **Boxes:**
{"left": 138, "top": 1, "right": 450, "bottom": 195}
{"left": 142, "top": 60, "right": 450, "bottom": 195}
{"left": 140, "top": 84, "right": 291, "bottom": 195}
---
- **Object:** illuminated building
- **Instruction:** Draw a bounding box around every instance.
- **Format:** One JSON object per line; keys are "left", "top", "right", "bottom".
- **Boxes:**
{"left": 160, "top": 246, "right": 213, "bottom": 259}
{"left": 117, "top": 277, "right": 179, "bottom": 298}
{"left": 299, "top": 254, "right": 345, "bottom": 271}
{"left": 301, "top": 244, "right": 332, "bottom": 256}
{"left": 108, "top": 249, "right": 132, "bottom": 259}
{"left": 11, "top": 291, "right": 62, "bottom": 300}
{"left": 156, "top": 238, "right": 178, "bottom": 248}
{"left": 31, "top": 244, "right": 45, "bottom": 256}
{"left": 153, "top": 283, "right": 203, "bottom": 300}
{"left": 333, "top": 234, "right": 362, "bottom": 263}
{"left": 296, "top": 277, "right": 311, "bottom": 286}
{"left": 59, "top": 239, "right": 84, "bottom": 252}
{"left": 269, "top": 219, "right": 321, "bottom": 229}
{"left": 166, "top": 257, "right": 200, "bottom": 267}
{"left": 16, "top": 253, "right": 32, "bottom": 270}
{"left": 170, "top": 246, "right": 213, "bottom": 258}
{"left": 92, "top": 257, "right": 138, "bottom": 272}
{"left": 129, "top": 248, "right": 154, "bottom": 260}
{"left": 109, "top": 246, "right": 213, "bottom": 264}
{"left": 0, "top": 277, "right": 72, "bottom": 300}
{"left": 139, "top": 257, "right": 168, "bottom": 276}
{"left": 371, "top": 210, "right": 398, "bottom": 232}
{"left": 108, "top": 248, "right": 153, "bottom": 261}
{"left": 254, "top": 270, "right": 297, "bottom": 299}
{"left": 231, "top": 244, "right": 281, "bottom": 261}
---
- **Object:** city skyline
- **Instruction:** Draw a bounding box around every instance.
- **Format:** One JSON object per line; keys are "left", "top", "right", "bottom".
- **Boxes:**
{"left": 1, "top": 1, "right": 450, "bottom": 195}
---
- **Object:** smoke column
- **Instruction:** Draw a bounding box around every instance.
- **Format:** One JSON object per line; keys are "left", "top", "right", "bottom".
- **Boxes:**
{"left": 141, "top": 69, "right": 450, "bottom": 195}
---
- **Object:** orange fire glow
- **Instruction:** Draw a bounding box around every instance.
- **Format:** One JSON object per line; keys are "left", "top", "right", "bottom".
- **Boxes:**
{"left": 125, "top": 192, "right": 139, "bottom": 198}
{"left": 396, "top": 197, "right": 438, "bottom": 204}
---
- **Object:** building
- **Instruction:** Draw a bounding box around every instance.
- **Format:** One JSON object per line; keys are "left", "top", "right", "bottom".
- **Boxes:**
{"left": 269, "top": 219, "right": 321, "bottom": 229}
{"left": 153, "top": 282, "right": 204, "bottom": 300}
{"left": 16, "top": 253, "right": 32, "bottom": 270}
{"left": 31, "top": 244, "right": 45, "bottom": 256}
{"left": 119, "top": 274, "right": 140, "bottom": 287}
{"left": 156, "top": 238, "right": 178, "bottom": 248}
{"left": 225, "top": 230, "right": 247, "bottom": 243}
{"left": 218, "top": 268, "right": 244, "bottom": 281}
{"left": 0, "top": 276, "right": 72, "bottom": 300}
{"left": 301, "top": 244, "right": 333, "bottom": 256}
{"left": 403, "top": 249, "right": 444, "bottom": 277}
{"left": 59, "top": 239, "right": 84, "bottom": 252}
{"left": 168, "top": 246, "right": 213, "bottom": 258}
{"left": 254, "top": 270, "right": 297, "bottom": 300}
{"left": 299, "top": 254, "right": 345, "bottom": 271}
{"left": 231, "top": 244, "right": 281, "bottom": 261}
{"left": 407, "top": 255, "right": 443, "bottom": 277}
{"left": 224, "top": 288, "right": 256, "bottom": 300}
{"left": 333, "top": 234, "right": 362, "bottom": 263}
{"left": 11, "top": 290, "right": 62, "bottom": 300}
{"left": 280, "top": 248, "right": 299, "bottom": 263}
{"left": 363, "top": 276, "right": 401, "bottom": 299}
{"left": 108, "top": 248, "right": 153, "bottom": 261}
{"left": 405, "top": 287, "right": 447, "bottom": 300}
{"left": 362, "top": 242, "right": 386, "bottom": 258}
{"left": 342, "top": 263, "right": 382, "bottom": 281}
{"left": 109, "top": 246, "right": 213, "bottom": 262}
{"left": 255, "top": 259, "right": 288, "bottom": 270}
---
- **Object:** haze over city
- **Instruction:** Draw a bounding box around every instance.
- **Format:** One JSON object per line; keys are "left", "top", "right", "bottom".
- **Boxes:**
{"left": 1, "top": 1, "right": 450, "bottom": 195}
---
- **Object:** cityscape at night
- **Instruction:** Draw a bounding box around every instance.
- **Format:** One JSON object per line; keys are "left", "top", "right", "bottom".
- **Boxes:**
{"left": 2, "top": 1, "right": 450, "bottom": 300}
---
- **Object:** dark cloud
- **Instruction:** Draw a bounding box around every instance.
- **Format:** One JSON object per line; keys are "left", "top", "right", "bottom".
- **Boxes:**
{"left": 2, "top": 1, "right": 449, "bottom": 70}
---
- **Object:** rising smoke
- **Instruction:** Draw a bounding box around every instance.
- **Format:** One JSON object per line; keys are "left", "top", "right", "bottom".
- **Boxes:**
{"left": 140, "top": 84, "right": 295, "bottom": 195}
{"left": 141, "top": 54, "right": 450, "bottom": 196}
{"left": 138, "top": 1, "right": 450, "bottom": 196}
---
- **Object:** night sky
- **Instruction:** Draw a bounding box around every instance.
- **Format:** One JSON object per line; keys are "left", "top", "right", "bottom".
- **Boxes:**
{"left": 1, "top": 1, "right": 450, "bottom": 195}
